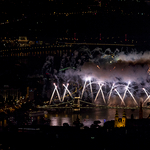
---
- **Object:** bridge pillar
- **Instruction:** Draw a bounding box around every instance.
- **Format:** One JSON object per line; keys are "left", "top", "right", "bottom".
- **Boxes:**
{"left": 72, "top": 97, "right": 80, "bottom": 112}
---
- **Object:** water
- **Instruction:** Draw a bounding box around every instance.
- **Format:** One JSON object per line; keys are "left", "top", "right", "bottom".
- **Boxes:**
{"left": 1, "top": 108, "right": 150, "bottom": 128}
{"left": 44, "top": 108, "right": 150, "bottom": 127}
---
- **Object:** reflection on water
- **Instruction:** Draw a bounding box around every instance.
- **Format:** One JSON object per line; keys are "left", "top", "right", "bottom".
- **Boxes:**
{"left": 0, "top": 119, "right": 7, "bottom": 127}
{"left": 61, "top": 117, "right": 70, "bottom": 126}
{"left": 37, "top": 116, "right": 40, "bottom": 124}
{"left": 51, "top": 117, "right": 59, "bottom": 126}
{"left": 47, "top": 108, "right": 150, "bottom": 127}
{"left": 44, "top": 114, "right": 48, "bottom": 118}
{"left": 4, "top": 120, "right": 7, "bottom": 127}
{"left": 1, "top": 108, "right": 150, "bottom": 127}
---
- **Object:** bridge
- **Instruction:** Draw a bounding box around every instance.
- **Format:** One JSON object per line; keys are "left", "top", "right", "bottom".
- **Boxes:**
{"left": 37, "top": 98, "right": 150, "bottom": 111}
{"left": 37, "top": 104, "right": 150, "bottom": 110}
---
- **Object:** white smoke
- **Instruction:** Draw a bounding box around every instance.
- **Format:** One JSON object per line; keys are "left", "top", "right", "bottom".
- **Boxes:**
{"left": 77, "top": 50, "right": 150, "bottom": 83}
{"left": 42, "top": 47, "right": 150, "bottom": 105}
{"left": 115, "top": 51, "right": 150, "bottom": 62}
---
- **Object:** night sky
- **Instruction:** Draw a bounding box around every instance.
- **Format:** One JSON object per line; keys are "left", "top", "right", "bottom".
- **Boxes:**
{"left": 0, "top": 0, "right": 150, "bottom": 40}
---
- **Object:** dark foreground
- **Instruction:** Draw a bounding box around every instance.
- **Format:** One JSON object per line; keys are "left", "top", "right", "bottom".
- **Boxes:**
{"left": 0, "top": 125, "right": 149, "bottom": 150}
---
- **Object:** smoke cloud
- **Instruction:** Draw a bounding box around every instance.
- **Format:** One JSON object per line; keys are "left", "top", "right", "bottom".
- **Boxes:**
{"left": 42, "top": 47, "right": 150, "bottom": 105}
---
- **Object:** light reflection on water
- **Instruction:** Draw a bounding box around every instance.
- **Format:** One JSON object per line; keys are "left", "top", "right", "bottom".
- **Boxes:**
{"left": 0, "top": 119, "right": 7, "bottom": 127}
{"left": 61, "top": 117, "right": 70, "bottom": 126}
{"left": 1, "top": 108, "right": 150, "bottom": 127}
{"left": 47, "top": 108, "right": 150, "bottom": 127}
{"left": 50, "top": 117, "right": 60, "bottom": 126}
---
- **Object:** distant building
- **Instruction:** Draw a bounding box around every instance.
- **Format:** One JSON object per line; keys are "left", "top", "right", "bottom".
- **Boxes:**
{"left": 114, "top": 109, "right": 126, "bottom": 128}
{"left": 0, "top": 86, "right": 20, "bottom": 101}
{"left": 18, "top": 36, "right": 29, "bottom": 47}
{"left": 26, "top": 87, "right": 36, "bottom": 100}
{"left": 104, "top": 103, "right": 150, "bottom": 128}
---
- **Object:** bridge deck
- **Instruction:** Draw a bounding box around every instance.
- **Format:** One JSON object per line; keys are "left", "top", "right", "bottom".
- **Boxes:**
{"left": 37, "top": 105, "right": 150, "bottom": 110}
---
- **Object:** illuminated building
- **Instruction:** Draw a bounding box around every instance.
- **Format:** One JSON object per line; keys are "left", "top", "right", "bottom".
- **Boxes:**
{"left": 18, "top": 36, "right": 29, "bottom": 47}
{"left": 0, "top": 86, "right": 20, "bottom": 101}
{"left": 26, "top": 87, "right": 37, "bottom": 101}
{"left": 105, "top": 104, "right": 150, "bottom": 128}
{"left": 0, "top": 0, "right": 149, "bottom": 48}
{"left": 26, "top": 87, "right": 29, "bottom": 98}
{"left": 114, "top": 109, "right": 126, "bottom": 127}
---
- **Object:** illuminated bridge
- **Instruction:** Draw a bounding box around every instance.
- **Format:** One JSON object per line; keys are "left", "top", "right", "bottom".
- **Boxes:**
{"left": 47, "top": 79, "right": 150, "bottom": 109}
{"left": 37, "top": 98, "right": 150, "bottom": 111}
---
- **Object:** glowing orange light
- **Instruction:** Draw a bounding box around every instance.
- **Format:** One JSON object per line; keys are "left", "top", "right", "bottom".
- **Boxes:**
{"left": 97, "top": 65, "right": 100, "bottom": 69}
{"left": 147, "top": 65, "right": 150, "bottom": 75}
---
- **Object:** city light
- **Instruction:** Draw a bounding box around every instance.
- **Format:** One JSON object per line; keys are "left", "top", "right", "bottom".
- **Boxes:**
{"left": 1, "top": 1, "right": 150, "bottom": 149}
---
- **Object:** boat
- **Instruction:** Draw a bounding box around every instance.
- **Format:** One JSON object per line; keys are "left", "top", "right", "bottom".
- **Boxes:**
{"left": 28, "top": 111, "right": 48, "bottom": 117}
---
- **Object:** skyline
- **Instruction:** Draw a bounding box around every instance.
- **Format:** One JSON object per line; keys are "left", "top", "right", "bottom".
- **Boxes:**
{"left": 0, "top": 2, "right": 150, "bottom": 149}
{"left": 0, "top": 0, "right": 150, "bottom": 108}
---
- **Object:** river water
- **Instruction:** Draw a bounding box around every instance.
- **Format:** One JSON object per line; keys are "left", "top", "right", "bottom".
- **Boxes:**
{"left": 1, "top": 108, "right": 150, "bottom": 127}
{"left": 44, "top": 108, "right": 150, "bottom": 127}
